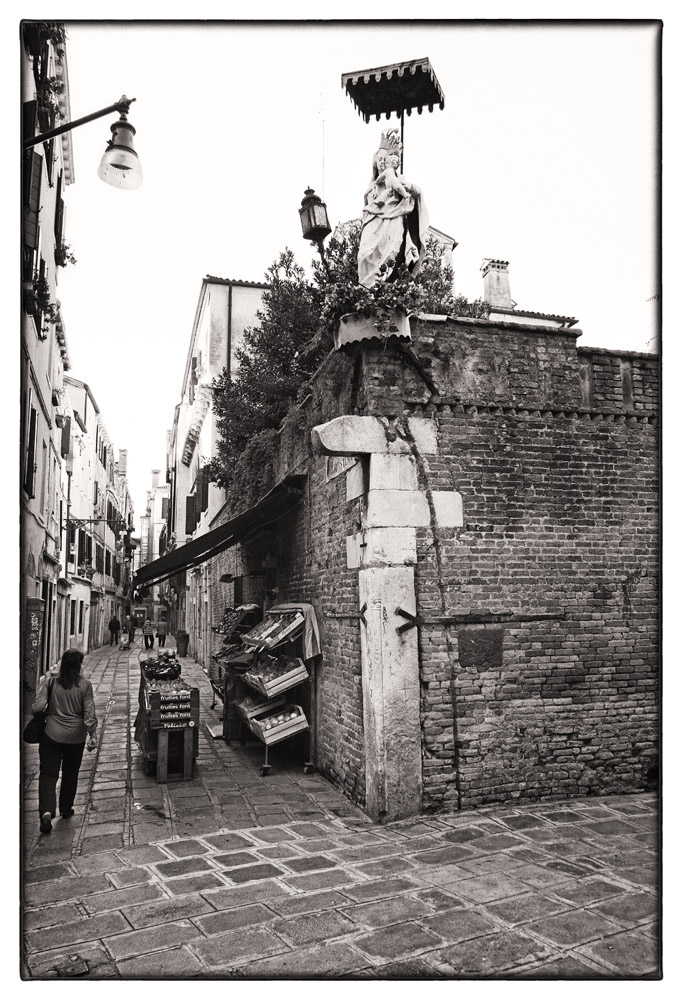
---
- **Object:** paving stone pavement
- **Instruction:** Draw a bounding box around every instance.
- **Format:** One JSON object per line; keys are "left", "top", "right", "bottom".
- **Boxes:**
{"left": 21, "top": 640, "right": 661, "bottom": 980}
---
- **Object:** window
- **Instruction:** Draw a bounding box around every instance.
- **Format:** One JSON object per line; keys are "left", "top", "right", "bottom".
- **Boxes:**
{"left": 95, "top": 544, "right": 104, "bottom": 573}
{"left": 70, "top": 600, "right": 76, "bottom": 635}
{"left": 78, "top": 601, "right": 84, "bottom": 634}
{"left": 23, "top": 404, "right": 38, "bottom": 497}
{"left": 39, "top": 441, "right": 47, "bottom": 513}
{"left": 54, "top": 171, "right": 64, "bottom": 243}
{"left": 23, "top": 150, "right": 42, "bottom": 276}
{"left": 105, "top": 550, "right": 111, "bottom": 576}
{"left": 185, "top": 495, "right": 195, "bottom": 534}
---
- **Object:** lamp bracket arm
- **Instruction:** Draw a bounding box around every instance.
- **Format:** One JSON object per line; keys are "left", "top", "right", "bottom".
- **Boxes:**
{"left": 23, "top": 97, "right": 137, "bottom": 150}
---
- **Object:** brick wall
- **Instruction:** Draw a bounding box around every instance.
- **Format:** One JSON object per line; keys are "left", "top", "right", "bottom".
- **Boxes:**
{"left": 357, "top": 319, "right": 659, "bottom": 808}
{"left": 209, "top": 316, "right": 658, "bottom": 812}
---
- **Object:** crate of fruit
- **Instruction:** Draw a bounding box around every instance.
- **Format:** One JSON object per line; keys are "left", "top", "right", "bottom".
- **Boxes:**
{"left": 243, "top": 656, "right": 308, "bottom": 698}
{"left": 139, "top": 649, "right": 182, "bottom": 681}
{"left": 248, "top": 703, "right": 309, "bottom": 745}
{"left": 235, "top": 692, "right": 287, "bottom": 723}
{"left": 241, "top": 610, "right": 305, "bottom": 650}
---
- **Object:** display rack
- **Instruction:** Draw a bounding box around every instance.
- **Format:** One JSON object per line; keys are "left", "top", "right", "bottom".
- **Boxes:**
{"left": 220, "top": 606, "right": 314, "bottom": 775}
{"left": 209, "top": 604, "right": 261, "bottom": 710}
{"left": 134, "top": 652, "right": 199, "bottom": 781}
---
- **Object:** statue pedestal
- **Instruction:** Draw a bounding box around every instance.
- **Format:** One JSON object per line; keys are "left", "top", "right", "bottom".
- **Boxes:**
{"left": 334, "top": 308, "right": 411, "bottom": 352}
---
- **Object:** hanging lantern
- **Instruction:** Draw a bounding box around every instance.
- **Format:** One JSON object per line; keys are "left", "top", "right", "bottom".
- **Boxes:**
{"left": 299, "top": 188, "right": 331, "bottom": 244}
{"left": 98, "top": 112, "right": 143, "bottom": 190}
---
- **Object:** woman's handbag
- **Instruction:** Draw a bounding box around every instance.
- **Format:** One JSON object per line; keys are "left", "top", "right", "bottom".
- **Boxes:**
{"left": 23, "top": 678, "right": 54, "bottom": 744}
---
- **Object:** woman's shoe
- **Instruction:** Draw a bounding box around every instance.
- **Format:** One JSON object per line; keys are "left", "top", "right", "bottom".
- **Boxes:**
{"left": 39, "top": 812, "right": 52, "bottom": 834}
{"left": 60, "top": 808, "right": 74, "bottom": 819}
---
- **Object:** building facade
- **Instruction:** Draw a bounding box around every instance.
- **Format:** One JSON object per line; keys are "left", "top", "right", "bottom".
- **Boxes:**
{"left": 61, "top": 376, "right": 134, "bottom": 652}
{"left": 21, "top": 22, "right": 75, "bottom": 707}
{"left": 161, "top": 277, "right": 266, "bottom": 654}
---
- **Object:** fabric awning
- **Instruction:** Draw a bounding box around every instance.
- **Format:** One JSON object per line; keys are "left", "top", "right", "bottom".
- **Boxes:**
{"left": 132, "top": 475, "right": 307, "bottom": 592}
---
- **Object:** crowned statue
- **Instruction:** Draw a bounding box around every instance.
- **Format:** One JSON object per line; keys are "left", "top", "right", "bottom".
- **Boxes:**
{"left": 357, "top": 128, "right": 429, "bottom": 289}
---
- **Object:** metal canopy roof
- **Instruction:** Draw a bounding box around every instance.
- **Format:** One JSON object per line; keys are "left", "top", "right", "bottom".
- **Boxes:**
{"left": 342, "top": 57, "right": 445, "bottom": 123}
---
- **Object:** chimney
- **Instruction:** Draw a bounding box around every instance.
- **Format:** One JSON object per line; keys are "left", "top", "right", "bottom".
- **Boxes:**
{"left": 151, "top": 469, "right": 160, "bottom": 489}
{"left": 481, "top": 259, "right": 513, "bottom": 309}
{"left": 118, "top": 449, "right": 127, "bottom": 475}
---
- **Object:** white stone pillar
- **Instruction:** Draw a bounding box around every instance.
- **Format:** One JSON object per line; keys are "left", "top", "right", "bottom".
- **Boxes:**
{"left": 314, "top": 415, "right": 462, "bottom": 822}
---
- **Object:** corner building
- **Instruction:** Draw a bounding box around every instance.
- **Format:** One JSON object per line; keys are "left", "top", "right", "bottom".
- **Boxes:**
{"left": 222, "top": 311, "right": 658, "bottom": 820}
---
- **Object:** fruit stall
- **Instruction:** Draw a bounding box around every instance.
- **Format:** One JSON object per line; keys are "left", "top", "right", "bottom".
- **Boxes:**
{"left": 218, "top": 603, "right": 320, "bottom": 776}
{"left": 134, "top": 649, "right": 200, "bottom": 781}
{"left": 208, "top": 603, "right": 261, "bottom": 711}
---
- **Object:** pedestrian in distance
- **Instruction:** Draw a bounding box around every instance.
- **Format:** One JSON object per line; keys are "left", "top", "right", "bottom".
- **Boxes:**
{"left": 157, "top": 618, "right": 168, "bottom": 648}
{"left": 31, "top": 649, "right": 98, "bottom": 834}
{"left": 108, "top": 615, "right": 121, "bottom": 645}
{"left": 124, "top": 615, "right": 136, "bottom": 644}
{"left": 143, "top": 618, "right": 155, "bottom": 650}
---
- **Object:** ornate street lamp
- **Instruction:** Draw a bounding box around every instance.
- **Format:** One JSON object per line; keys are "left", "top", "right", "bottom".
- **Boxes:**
{"left": 299, "top": 187, "right": 332, "bottom": 276}
{"left": 24, "top": 95, "right": 143, "bottom": 190}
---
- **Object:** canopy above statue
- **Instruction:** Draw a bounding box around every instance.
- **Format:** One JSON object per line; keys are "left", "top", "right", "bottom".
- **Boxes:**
{"left": 342, "top": 57, "right": 445, "bottom": 123}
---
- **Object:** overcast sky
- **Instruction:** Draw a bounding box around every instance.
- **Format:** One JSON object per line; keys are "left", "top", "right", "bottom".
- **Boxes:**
{"left": 29, "top": 19, "right": 661, "bottom": 529}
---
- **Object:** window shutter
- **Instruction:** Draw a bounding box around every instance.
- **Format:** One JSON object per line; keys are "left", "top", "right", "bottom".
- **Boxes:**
{"left": 87, "top": 535, "right": 93, "bottom": 563}
{"left": 24, "top": 407, "right": 38, "bottom": 497}
{"left": 185, "top": 495, "right": 195, "bottom": 534}
{"left": 54, "top": 171, "right": 64, "bottom": 243}
{"left": 60, "top": 415, "right": 71, "bottom": 458}
{"left": 22, "top": 101, "right": 38, "bottom": 148}
{"left": 201, "top": 469, "right": 210, "bottom": 512}
{"left": 161, "top": 497, "right": 169, "bottom": 519}
{"left": 24, "top": 151, "right": 42, "bottom": 250}
{"left": 78, "top": 529, "right": 86, "bottom": 565}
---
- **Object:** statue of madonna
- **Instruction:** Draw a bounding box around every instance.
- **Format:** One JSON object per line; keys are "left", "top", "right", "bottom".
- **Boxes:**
{"left": 357, "top": 128, "right": 429, "bottom": 289}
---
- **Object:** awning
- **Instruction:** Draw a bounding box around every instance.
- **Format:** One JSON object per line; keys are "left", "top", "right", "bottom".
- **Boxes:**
{"left": 132, "top": 475, "right": 307, "bottom": 592}
{"left": 342, "top": 57, "right": 445, "bottom": 122}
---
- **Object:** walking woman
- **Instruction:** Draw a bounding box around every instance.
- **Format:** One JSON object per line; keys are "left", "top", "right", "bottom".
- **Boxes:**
{"left": 30, "top": 649, "right": 98, "bottom": 834}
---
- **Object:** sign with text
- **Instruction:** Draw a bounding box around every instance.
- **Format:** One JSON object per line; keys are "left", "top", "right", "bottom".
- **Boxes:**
{"left": 23, "top": 597, "right": 44, "bottom": 708}
{"left": 325, "top": 455, "right": 358, "bottom": 482}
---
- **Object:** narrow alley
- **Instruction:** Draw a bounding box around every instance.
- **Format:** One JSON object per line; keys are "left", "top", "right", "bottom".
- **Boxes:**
{"left": 21, "top": 639, "right": 660, "bottom": 980}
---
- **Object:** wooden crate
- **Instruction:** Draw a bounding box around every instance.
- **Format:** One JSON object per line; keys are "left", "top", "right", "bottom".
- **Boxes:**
{"left": 248, "top": 703, "right": 309, "bottom": 746}
{"left": 235, "top": 692, "right": 287, "bottom": 722}
{"left": 243, "top": 658, "right": 309, "bottom": 698}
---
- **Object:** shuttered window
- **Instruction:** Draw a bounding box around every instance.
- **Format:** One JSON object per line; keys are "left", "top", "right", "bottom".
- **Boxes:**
{"left": 185, "top": 495, "right": 195, "bottom": 534}
{"left": 22, "top": 101, "right": 37, "bottom": 147}
{"left": 78, "top": 529, "right": 86, "bottom": 566}
{"left": 24, "top": 406, "right": 38, "bottom": 497}
{"left": 96, "top": 544, "right": 104, "bottom": 573}
{"left": 54, "top": 171, "right": 64, "bottom": 243}
{"left": 105, "top": 550, "right": 111, "bottom": 576}
{"left": 23, "top": 151, "right": 42, "bottom": 251}
{"left": 60, "top": 415, "right": 71, "bottom": 458}
{"left": 201, "top": 468, "right": 210, "bottom": 512}
{"left": 161, "top": 497, "right": 169, "bottom": 520}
